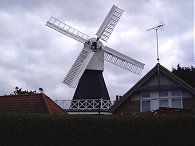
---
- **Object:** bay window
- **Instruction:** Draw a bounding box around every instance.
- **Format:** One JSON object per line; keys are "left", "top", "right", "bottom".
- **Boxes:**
{"left": 140, "top": 90, "right": 183, "bottom": 112}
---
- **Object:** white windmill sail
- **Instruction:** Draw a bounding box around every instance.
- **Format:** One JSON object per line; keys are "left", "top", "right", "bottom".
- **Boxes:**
{"left": 103, "top": 46, "right": 145, "bottom": 75}
{"left": 46, "top": 16, "right": 89, "bottom": 44}
{"left": 63, "top": 44, "right": 95, "bottom": 88}
{"left": 96, "top": 5, "right": 124, "bottom": 42}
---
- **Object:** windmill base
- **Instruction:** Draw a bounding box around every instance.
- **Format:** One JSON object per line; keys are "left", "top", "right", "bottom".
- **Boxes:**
{"left": 73, "top": 69, "right": 110, "bottom": 101}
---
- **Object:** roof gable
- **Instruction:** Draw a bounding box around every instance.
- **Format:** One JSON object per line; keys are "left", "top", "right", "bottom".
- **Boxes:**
{"left": 110, "top": 63, "right": 195, "bottom": 112}
{"left": 143, "top": 73, "right": 175, "bottom": 86}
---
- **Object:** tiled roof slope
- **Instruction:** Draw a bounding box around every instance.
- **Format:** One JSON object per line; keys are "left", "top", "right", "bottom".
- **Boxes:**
{"left": 0, "top": 93, "right": 68, "bottom": 115}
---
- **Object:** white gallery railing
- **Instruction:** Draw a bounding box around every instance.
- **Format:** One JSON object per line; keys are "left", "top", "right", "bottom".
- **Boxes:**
{"left": 55, "top": 99, "right": 114, "bottom": 111}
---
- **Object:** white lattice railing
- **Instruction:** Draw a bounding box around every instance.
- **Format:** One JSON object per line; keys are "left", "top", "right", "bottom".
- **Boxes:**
{"left": 55, "top": 99, "right": 114, "bottom": 111}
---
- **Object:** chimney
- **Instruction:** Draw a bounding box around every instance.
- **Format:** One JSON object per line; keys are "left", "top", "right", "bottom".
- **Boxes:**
{"left": 116, "top": 95, "right": 122, "bottom": 101}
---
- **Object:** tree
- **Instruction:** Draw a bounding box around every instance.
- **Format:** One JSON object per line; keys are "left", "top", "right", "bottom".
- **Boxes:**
{"left": 14, "top": 86, "right": 36, "bottom": 95}
{"left": 172, "top": 64, "right": 195, "bottom": 88}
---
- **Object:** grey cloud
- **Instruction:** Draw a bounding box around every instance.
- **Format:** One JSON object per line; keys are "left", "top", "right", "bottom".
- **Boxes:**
{"left": 0, "top": 0, "right": 193, "bottom": 101}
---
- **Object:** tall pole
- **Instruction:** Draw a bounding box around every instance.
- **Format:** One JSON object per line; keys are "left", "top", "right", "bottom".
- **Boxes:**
{"left": 155, "top": 29, "right": 159, "bottom": 63}
{"left": 147, "top": 23, "right": 165, "bottom": 85}
{"left": 147, "top": 24, "right": 164, "bottom": 63}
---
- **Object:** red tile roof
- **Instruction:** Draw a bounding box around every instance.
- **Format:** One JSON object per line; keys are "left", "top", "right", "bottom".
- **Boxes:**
{"left": 0, "top": 93, "right": 68, "bottom": 115}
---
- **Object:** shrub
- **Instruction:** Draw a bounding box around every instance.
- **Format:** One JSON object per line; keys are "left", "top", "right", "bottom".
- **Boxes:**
{"left": 0, "top": 113, "right": 194, "bottom": 146}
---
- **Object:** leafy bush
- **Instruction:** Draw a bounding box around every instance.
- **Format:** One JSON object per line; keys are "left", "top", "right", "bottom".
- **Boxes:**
{"left": 0, "top": 113, "right": 194, "bottom": 146}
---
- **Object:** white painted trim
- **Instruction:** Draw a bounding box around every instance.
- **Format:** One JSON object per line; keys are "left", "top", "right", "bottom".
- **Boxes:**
{"left": 140, "top": 90, "right": 183, "bottom": 112}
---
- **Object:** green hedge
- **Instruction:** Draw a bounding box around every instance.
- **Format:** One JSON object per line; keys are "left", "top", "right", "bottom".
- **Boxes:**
{"left": 0, "top": 114, "right": 194, "bottom": 146}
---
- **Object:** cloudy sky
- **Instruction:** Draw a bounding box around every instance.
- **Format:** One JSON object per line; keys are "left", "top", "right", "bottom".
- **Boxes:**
{"left": 0, "top": 0, "right": 194, "bottom": 101}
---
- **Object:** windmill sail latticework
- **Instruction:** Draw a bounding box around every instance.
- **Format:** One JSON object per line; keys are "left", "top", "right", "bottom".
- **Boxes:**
{"left": 103, "top": 46, "right": 145, "bottom": 75}
{"left": 63, "top": 47, "right": 95, "bottom": 88}
{"left": 96, "top": 5, "right": 124, "bottom": 42}
{"left": 46, "top": 16, "right": 89, "bottom": 43}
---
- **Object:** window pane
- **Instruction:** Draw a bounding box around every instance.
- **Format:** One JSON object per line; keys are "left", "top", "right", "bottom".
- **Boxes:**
{"left": 159, "top": 99, "right": 169, "bottom": 107}
{"left": 171, "top": 90, "right": 182, "bottom": 96}
{"left": 172, "top": 99, "right": 182, "bottom": 108}
{"left": 159, "top": 90, "right": 168, "bottom": 97}
{"left": 141, "top": 91, "right": 150, "bottom": 98}
{"left": 142, "top": 100, "right": 150, "bottom": 112}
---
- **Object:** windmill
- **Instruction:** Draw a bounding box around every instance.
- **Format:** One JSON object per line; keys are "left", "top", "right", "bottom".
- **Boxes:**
{"left": 46, "top": 5, "right": 145, "bottom": 113}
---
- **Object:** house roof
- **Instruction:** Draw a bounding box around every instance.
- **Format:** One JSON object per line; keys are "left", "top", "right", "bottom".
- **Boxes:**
{"left": 110, "top": 63, "right": 195, "bottom": 112}
{"left": 0, "top": 93, "right": 68, "bottom": 115}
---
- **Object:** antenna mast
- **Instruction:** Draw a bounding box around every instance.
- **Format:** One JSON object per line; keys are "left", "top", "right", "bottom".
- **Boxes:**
{"left": 147, "top": 23, "right": 165, "bottom": 63}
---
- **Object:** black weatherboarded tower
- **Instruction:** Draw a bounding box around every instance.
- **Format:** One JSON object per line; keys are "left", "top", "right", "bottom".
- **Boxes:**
{"left": 73, "top": 70, "right": 110, "bottom": 100}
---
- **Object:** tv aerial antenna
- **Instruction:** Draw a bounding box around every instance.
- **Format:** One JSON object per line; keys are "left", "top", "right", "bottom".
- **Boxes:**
{"left": 147, "top": 22, "right": 165, "bottom": 63}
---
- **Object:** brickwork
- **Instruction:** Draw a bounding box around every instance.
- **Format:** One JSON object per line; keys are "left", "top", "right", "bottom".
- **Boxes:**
{"left": 113, "top": 98, "right": 140, "bottom": 115}
{"left": 183, "top": 97, "right": 195, "bottom": 113}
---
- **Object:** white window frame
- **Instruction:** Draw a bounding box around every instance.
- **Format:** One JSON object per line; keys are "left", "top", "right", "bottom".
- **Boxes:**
{"left": 141, "top": 91, "right": 151, "bottom": 98}
{"left": 141, "top": 100, "right": 151, "bottom": 112}
{"left": 140, "top": 90, "right": 183, "bottom": 112}
{"left": 171, "top": 90, "right": 182, "bottom": 97}
{"left": 159, "top": 90, "right": 168, "bottom": 97}
{"left": 159, "top": 99, "right": 169, "bottom": 108}
{"left": 172, "top": 98, "right": 183, "bottom": 108}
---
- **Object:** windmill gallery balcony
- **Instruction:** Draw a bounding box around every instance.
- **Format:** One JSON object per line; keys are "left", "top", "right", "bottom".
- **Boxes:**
{"left": 55, "top": 99, "right": 114, "bottom": 114}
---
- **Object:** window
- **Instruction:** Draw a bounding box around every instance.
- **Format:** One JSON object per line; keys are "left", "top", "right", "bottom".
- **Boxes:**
{"left": 171, "top": 90, "right": 182, "bottom": 97}
{"left": 172, "top": 99, "right": 182, "bottom": 108}
{"left": 141, "top": 91, "right": 150, "bottom": 98}
{"left": 159, "top": 99, "right": 169, "bottom": 107}
{"left": 159, "top": 90, "right": 168, "bottom": 97}
{"left": 140, "top": 90, "right": 183, "bottom": 112}
{"left": 141, "top": 100, "right": 150, "bottom": 112}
